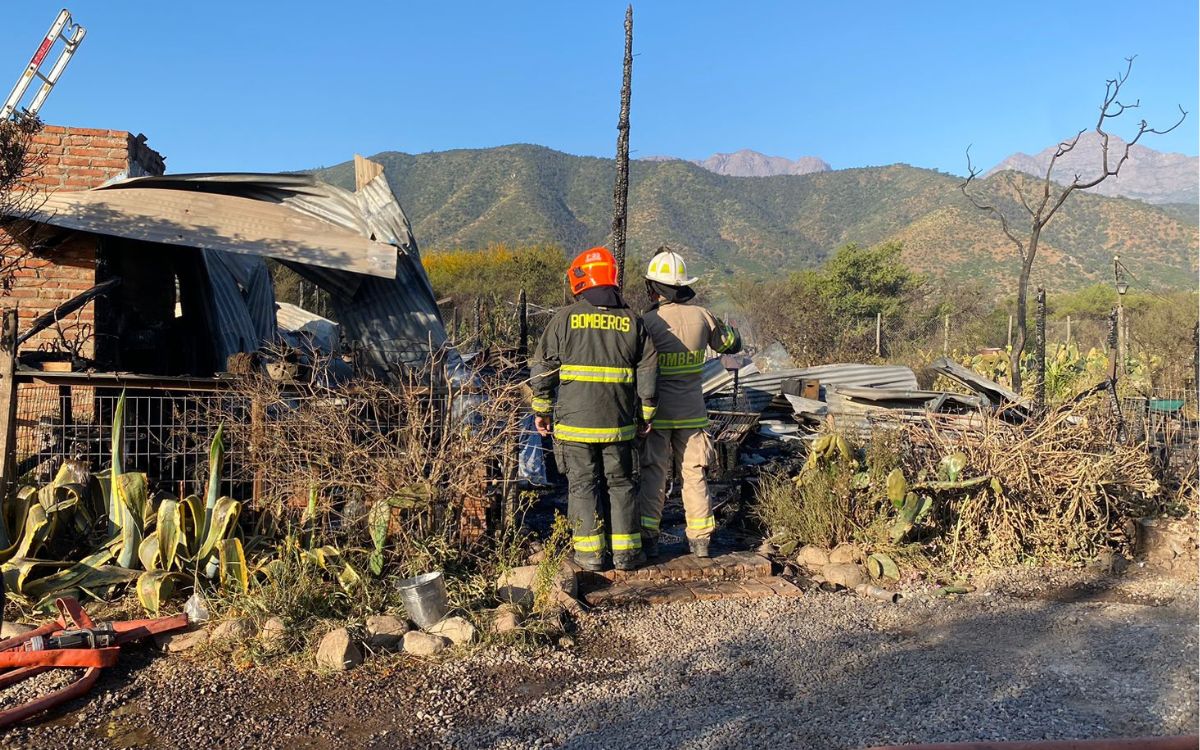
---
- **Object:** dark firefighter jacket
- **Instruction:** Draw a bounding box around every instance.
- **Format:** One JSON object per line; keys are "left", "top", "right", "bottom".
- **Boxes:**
{"left": 530, "top": 297, "right": 657, "bottom": 443}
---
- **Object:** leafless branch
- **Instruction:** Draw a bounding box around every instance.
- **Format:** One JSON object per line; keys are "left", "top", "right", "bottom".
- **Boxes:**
{"left": 960, "top": 146, "right": 1026, "bottom": 261}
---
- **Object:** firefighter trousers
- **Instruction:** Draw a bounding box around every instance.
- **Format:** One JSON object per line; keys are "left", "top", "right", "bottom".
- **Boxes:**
{"left": 558, "top": 439, "right": 641, "bottom": 562}
{"left": 637, "top": 427, "right": 715, "bottom": 541}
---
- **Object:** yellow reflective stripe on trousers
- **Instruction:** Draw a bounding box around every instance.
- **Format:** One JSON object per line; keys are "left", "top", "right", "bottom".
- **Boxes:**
{"left": 610, "top": 533, "right": 642, "bottom": 551}
{"left": 554, "top": 423, "right": 636, "bottom": 443}
{"left": 531, "top": 397, "right": 552, "bottom": 413}
{"left": 687, "top": 515, "right": 716, "bottom": 531}
{"left": 652, "top": 416, "right": 710, "bottom": 429}
{"left": 560, "top": 364, "right": 635, "bottom": 383}
{"left": 658, "top": 362, "right": 705, "bottom": 376}
{"left": 573, "top": 534, "right": 604, "bottom": 553}
{"left": 640, "top": 515, "right": 660, "bottom": 531}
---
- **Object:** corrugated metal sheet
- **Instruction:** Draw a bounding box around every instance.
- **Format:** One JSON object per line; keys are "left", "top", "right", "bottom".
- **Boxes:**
{"left": 707, "top": 363, "right": 919, "bottom": 414}
{"left": 32, "top": 186, "right": 397, "bottom": 278}
{"left": 202, "top": 250, "right": 277, "bottom": 366}
{"left": 276, "top": 302, "right": 339, "bottom": 353}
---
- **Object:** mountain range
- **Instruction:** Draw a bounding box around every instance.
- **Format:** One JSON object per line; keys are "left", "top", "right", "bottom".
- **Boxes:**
{"left": 652, "top": 139, "right": 1196, "bottom": 204}
{"left": 312, "top": 144, "right": 1197, "bottom": 293}
{"left": 643, "top": 149, "right": 831, "bottom": 177}
{"left": 984, "top": 132, "right": 1198, "bottom": 205}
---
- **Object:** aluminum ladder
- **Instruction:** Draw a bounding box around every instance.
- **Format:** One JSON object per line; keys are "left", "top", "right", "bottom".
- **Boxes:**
{"left": 2, "top": 8, "right": 86, "bottom": 121}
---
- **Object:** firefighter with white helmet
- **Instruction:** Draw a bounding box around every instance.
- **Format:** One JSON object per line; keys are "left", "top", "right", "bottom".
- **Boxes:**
{"left": 638, "top": 247, "right": 742, "bottom": 558}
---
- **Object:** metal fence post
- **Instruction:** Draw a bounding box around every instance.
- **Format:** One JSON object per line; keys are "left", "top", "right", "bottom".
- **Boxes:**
{"left": 517, "top": 288, "right": 529, "bottom": 357}
{"left": 1006, "top": 314, "right": 1013, "bottom": 350}
{"left": 1065, "top": 315, "right": 1072, "bottom": 346}
{"left": 473, "top": 297, "right": 482, "bottom": 345}
{"left": 874, "top": 313, "right": 881, "bottom": 357}
{"left": 942, "top": 314, "right": 950, "bottom": 356}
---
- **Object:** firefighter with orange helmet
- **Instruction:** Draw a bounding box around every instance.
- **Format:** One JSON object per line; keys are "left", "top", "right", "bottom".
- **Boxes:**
{"left": 530, "top": 248, "right": 658, "bottom": 571}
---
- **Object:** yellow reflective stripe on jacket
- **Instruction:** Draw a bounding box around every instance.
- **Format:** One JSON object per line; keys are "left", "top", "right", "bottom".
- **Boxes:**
{"left": 716, "top": 328, "right": 738, "bottom": 353}
{"left": 554, "top": 423, "right": 637, "bottom": 443}
{"left": 531, "top": 396, "right": 552, "bottom": 413}
{"left": 610, "top": 532, "right": 642, "bottom": 551}
{"left": 560, "top": 364, "right": 635, "bottom": 383}
{"left": 640, "top": 515, "right": 660, "bottom": 531}
{"left": 573, "top": 534, "right": 604, "bottom": 553}
{"left": 652, "top": 416, "right": 710, "bottom": 430}
{"left": 687, "top": 515, "right": 716, "bottom": 531}
{"left": 641, "top": 403, "right": 657, "bottom": 421}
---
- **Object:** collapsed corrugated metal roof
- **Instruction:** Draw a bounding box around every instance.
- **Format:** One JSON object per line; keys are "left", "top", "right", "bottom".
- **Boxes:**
{"left": 32, "top": 181, "right": 397, "bottom": 278}
{"left": 11, "top": 167, "right": 455, "bottom": 378}
{"left": 707, "top": 363, "right": 919, "bottom": 413}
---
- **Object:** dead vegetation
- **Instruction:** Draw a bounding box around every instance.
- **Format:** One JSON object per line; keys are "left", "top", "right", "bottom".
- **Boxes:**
{"left": 757, "top": 400, "right": 1163, "bottom": 575}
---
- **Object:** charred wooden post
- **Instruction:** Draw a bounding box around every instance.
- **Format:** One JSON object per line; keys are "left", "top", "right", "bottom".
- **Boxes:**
{"left": 0, "top": 308, "right": 19, "bottom": 499}
{"left": 1106, "top": 307, "right": 1125, "bottom": 441}
{"left": 1033, "top": 286, "right": 1046, "bottom": 412}
{"left": 609, "top": 5, "right": 633, "bottom": 287}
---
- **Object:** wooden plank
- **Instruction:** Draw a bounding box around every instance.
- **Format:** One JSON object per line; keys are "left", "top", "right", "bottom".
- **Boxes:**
{"left": 31, "top": 189, "right": 396, "bottom": 279}
{"left": 353, "top": 154, "right": 385, "bottom": 192}
{"left": 0, "top": 309, "right": 19, "bottom": 498}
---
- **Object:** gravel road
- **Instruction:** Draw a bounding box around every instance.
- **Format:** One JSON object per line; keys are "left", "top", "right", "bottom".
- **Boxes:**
{"left": 5, "top": 567, "right": 1196, "bottom": 750}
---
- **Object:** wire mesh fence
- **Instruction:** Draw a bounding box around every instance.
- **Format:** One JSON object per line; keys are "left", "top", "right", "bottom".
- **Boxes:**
{"left": 15, "top": 382, "right": 250, "bottom": 497}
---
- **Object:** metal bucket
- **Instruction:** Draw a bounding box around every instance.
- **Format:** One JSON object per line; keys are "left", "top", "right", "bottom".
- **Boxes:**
{"left": 396, "top": 571, "right": 448, "bottom": 629}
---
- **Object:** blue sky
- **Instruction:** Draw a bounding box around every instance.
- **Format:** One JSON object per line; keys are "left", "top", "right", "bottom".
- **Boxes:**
{"left": 1, "top": 1, "right": 1196, "bottom": 174}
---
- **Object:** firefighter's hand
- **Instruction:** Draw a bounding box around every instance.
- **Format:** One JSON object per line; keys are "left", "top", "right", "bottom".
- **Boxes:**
{"left": 534, "top": 415, "right": 553, "bottom": 437}
{"left": 637, "top": 421, "right": 653, "bottom": 437}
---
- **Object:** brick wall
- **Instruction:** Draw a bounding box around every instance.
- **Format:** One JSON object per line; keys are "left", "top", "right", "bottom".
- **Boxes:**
{"left": 2, "top": 125, "right": 165, "bottom": 355}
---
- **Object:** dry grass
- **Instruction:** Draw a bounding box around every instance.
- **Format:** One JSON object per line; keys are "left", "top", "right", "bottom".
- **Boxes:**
{"left": 893, "top": 407, "right": 1161, "bottom": 569}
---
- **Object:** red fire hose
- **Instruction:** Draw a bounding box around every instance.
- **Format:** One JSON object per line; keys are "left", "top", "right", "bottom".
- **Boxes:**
{"left": 864, "top": 738, "right": 1198, "bottom": 750}
{"left": 0, "top": 596, "right": 188, "bottom": 728}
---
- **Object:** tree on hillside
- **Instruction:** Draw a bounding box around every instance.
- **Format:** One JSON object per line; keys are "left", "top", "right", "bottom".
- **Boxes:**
{"left": 960, "top": 57, "right": 1186, "bottom": 391}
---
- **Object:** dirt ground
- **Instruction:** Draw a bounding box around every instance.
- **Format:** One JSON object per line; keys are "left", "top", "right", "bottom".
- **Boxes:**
{"left": 4, "top": 566, "right": 1197, "bottom": 750}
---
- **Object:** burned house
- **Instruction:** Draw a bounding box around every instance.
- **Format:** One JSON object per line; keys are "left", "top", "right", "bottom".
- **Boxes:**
{"left": 0, "top": 126, "right": 459, "bottom": 498}
{"left": 5, "top": 128, "right": 452, "bottom": 379}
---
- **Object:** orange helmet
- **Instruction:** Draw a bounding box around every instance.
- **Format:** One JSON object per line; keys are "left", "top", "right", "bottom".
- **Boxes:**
{"left": 567, "top": 247, "right": 619, "bottom": 295}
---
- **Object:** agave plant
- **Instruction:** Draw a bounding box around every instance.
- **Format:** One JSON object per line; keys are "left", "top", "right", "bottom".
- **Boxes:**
{"left": 0, "top": 391, "right": 246, "bottom": 613}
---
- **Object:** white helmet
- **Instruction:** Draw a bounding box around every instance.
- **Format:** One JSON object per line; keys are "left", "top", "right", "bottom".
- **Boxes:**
{"left": 644, "top": 249, "right": 698, "bottom": 287}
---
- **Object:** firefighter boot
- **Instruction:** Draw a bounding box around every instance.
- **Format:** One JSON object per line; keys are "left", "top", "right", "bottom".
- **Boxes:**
{"left": 689, "top": 538, "right": 711, "bottom": 559}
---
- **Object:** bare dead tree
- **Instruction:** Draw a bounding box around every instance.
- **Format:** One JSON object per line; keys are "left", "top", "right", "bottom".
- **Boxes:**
{"left": 609, "top": 4, "right": 633, "bottom": 288}
{"left": 960, "top": 57, "right": 1186, "bottom": 391}
{"left": 0, "top": 113, "right": 46, "bottom": 292}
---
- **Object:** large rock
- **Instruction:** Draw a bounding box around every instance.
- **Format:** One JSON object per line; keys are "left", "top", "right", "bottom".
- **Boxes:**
{"left": 491, "top": 604, "right": 522, "bottom": 635}
{"left": 365, "top": 614, "right": 410, "bottom": 651}
{"left": 156, "top": 628, "right": 209, "bottom": 653}
{"left": 496, "top": 562, "right": 577, "bottom": 607}
{"left": 260, "top": 617, "right": 287, "bottom": 650}
{"left": 316, "top": 628, "right": 362, "bottom": 671}
{"left": 796, "top": 545, "right": 830, "bottom": 569}
{"left": 1135, "top": 517, "right": 1199, "bottom": 575}
{"left": 0, "top": 621, "right": 35, "bottom": 639}
{"left": 822, "top": 563, "right": 867, "bottom": 589}
{"left": 211, "top": 617, "right": 256, "bottom": 643}
{"left": 403, "top": 630, "right": 449, "bottom": 657}
{"left": 829, "top": 543, "right": 864, "bottom": 565}
{"left": 428, "top": 616, "right": 476, "bottom": 645}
